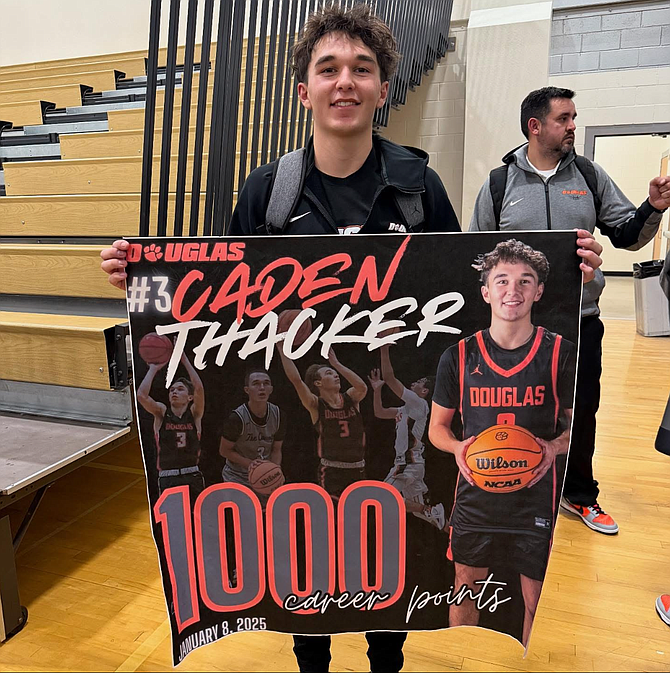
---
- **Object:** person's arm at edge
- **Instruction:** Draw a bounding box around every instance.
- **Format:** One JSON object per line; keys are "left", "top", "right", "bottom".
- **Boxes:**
{"left": 468, "top": 178, "right": 497, "bottom": 232}
{"left": 227, "top": 164, "right": 274, "bottom": 235}
{"left": 422, "top": 167, "right": 461, "bottom": 232}
{"left": 593, "top": 163, "right": 668, "bottom": 250}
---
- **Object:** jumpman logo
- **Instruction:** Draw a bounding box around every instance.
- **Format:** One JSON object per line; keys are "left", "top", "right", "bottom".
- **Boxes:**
{"left": 471, "top": 364, "right": 483, "bottom": 376}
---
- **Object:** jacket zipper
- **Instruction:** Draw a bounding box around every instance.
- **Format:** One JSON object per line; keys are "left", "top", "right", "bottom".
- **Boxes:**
{"left": 544, "top": 180, "right": 552, "bottom": 230}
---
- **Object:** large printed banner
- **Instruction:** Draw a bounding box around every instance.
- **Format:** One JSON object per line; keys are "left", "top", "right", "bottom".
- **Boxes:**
{"left": 125, "top": 232, "right": 581, "bottom": 665}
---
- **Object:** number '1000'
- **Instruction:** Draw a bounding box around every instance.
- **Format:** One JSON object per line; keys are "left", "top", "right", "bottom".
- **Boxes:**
{"left": 154, "top": 481, "right": 406, "bottom": 631}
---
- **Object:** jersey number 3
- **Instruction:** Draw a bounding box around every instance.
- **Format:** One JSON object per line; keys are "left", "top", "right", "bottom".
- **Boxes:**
{"left": 338, "top": 420, "right": 350, "bottom": 438}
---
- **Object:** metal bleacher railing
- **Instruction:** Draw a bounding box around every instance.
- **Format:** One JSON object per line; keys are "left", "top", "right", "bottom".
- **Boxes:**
{"left": 139, "top": 0, "right": 454, "bottom": 238}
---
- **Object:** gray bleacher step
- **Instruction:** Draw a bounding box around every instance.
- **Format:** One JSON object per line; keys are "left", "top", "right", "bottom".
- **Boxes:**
{"left": 0, "top": 170, "right": 5, "bottom": 186}
{"left": 0, "top": 294, "right": 126, "bottom": 320}
{"left": 23, "top": 120, "right": 109, "bottom": 135}
{"left": 0, "top": 144, "right": 60, "bottom": 160}
{"left": 65, "top": 101, "right": 145, "bottom": 115}
{"left": 2, "top": 129, "right": 28, "bottom": 139}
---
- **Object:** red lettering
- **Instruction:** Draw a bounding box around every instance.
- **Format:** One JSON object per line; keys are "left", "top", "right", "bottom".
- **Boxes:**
{"left": 246, "top": 258, "right": 303, "bottom": 319}
{"left": 197, "top": 243, "right": 211, "bottom": 262}
{"left": 183, "top": 242, "right": 200, "bottom": 263}
{"left": 299, "top": 254, "right": 353, "bottom": 309}
{"left": 209, "top": 264, "right": 253, "bottom": 323}
{"left": 127, "top": 243, "right": 142, "bottom": 262}
{"left": 165, "top": 242, "right": 182, "bottom": 262}
{"left": 172, "top": 270, "right": 212, "bottom": 322}
{"left": 470, "top": 388, "right": 479, "bottom": 406}
{"left": 523, "top": 387, "right": 535, "bottom": 406}
{"left": 535, "top": 386, "right": 545, "bottom": 405}
{"left": 350, "top": 236, "right": 410, "bottom": 304}
{"left": 210, "top": 242, "right": 229, "bottom": 262}
{"left": 228, "top": 242, "right": 245, "bottom": 261}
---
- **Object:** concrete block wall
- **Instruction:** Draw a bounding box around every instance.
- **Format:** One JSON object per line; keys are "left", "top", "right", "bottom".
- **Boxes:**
{"left": 549, "top": 66, "right": 670, "bottom": 155}
{"left": 383, "top": 24, "right": 467, "bottom": 224}
{"left": 551, "top": 0, "right": 670, "bottom": 75}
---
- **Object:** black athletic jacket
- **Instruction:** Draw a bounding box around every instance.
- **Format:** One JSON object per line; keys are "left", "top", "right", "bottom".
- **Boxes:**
{"left": 228, "top": 134, "right": 461, "bottom": 235}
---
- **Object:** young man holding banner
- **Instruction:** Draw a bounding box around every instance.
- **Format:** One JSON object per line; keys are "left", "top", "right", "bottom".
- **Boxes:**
{"left": 100, "top": 6, "right": 603, "bottom": 671}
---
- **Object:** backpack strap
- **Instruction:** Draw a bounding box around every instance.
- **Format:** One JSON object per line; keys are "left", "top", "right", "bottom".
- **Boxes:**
{"left": 488, "top": 164, "right": 509, "bottom": 230}
{"left": 259, "top": 148, "right": 306, "bottom": 234}
{"left": 573, "top": 154, "right": 601, "bottom": 218}
{"left": 394, "top": 192, "right": 424, "bottom": 232}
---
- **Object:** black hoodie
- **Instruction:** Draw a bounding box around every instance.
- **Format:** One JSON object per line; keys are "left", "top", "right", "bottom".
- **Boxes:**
{"left": 228, "top": 134, "right": 461, "bottom": 235}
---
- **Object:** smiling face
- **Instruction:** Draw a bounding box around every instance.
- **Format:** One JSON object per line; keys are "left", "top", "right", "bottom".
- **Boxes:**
{"left": 297, "top": 32, "right": 389, "bottom": 139}
{"left": 531, "top": 97, "right": 577, "bottom": 160}
{"left": 245, "top": 372, "right": 273, "bottom": 404}
{"left": 481, "top": 262, "right": 544, "bottom": 325}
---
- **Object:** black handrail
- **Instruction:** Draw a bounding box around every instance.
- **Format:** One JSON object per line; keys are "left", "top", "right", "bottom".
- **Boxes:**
{"left": 140, "top": 0, "right": 453, "bottom": 236}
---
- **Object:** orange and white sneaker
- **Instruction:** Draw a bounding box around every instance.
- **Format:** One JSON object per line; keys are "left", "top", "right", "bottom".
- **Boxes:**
{"left": 656, "top": 595, "right": 670, "bottom": 626}
{"left": 559, "top": 497, "right": 619, "bottom": 534}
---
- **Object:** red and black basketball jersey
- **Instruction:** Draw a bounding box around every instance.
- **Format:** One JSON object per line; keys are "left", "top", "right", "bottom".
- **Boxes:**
{"left": 434, "top": 327, "right": 576, "bottom": 535}
{"left": 315, "top": 392, "right": 366, "bottom": 463}
{"left": 155, "top": 406, "right": 201, "bottom": 471}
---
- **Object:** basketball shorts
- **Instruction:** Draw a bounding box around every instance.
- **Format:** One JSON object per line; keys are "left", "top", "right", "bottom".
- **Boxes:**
{"left": 448, "top": 528, "right": 550, "bottom": 582}
{"left": 157, "top": 469, "right": 205, "bottom": 501}
{"left": 319, "top": 464, "right": 365, "bottom": 499}
{"left": 384, "top": 463, "right": 428, "bottom": 502}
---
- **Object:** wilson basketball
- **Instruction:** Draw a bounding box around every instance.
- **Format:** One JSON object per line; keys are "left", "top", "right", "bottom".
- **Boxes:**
{"left": 465, "top": 424, "right": 543, "bottom": 493}
{"left": 138, "top": 333, "right": 173, "bottom": 365}
{"left": 248, "top": 460, "right": 285, "bottom": 495}
{"left": 278, "top": 309, "right": 312, "bottom": 346}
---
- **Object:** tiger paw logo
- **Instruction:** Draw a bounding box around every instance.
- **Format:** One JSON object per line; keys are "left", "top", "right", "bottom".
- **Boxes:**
{"left": 144, "top": 244, "right": 163, "bottom": 262}
{"left": 495, "top": 431, "right": 509, "bottom": 441}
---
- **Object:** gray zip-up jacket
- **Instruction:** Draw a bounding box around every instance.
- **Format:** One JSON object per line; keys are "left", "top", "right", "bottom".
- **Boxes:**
{"left": 470, "top": 144, "right": 664, "bottom": 317}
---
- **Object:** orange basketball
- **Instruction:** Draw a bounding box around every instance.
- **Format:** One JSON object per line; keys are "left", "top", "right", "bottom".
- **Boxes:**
{"left": 139, "top": 333, "right": 173, "bottom": 365}
{"left": 465, "top": 424, "right": 543, "bottom": 493}
{"left": 248, "top": 460, "right": 285, "bottom": 495}
{"left": 278, "top": 309, "right": 312, "bottom": 347}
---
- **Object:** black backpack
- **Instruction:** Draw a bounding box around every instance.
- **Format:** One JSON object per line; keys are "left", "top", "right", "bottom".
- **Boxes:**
{"left": 259, "top": 148, "right": 424, "bottom": 234}
{"left": 489, "top": 152, "right": 601, "bottom": 229}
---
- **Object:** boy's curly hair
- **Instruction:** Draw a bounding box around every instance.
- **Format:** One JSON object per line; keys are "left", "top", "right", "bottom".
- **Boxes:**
{"left": 473, "top": 239, "right": 550, "bottom": 285}
{"left": 291, "top": 3, "right": 400, "bottom": 83}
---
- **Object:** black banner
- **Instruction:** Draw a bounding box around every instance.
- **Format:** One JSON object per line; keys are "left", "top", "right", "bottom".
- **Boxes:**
{"left": 125, "top": 232, "right": 581, "bottom": 665}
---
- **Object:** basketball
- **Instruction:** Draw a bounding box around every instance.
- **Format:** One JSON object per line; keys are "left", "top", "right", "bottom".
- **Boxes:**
{"left": 248, "top": 460, "right": 285, "bottom": 495}
{"left": 278, "top": 309, "right": 312, "bottom": 347}
{"left": 138, "top": 333, "right": 173, "bottom": 365}
{"left": 465, "top": 424, "right": 543, "bottom": 493}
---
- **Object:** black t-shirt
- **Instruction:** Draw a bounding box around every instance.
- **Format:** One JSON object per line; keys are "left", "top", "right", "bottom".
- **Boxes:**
{"left": 307, "top": 147, "right": 382, "bottom": 235}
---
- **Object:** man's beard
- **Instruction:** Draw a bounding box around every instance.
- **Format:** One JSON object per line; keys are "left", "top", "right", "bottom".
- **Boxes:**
{"left": 558, "top": 138, "right": 574, "bottom": 158}
{"left": 544, "top": 137, "right": 573, "bottom": 161}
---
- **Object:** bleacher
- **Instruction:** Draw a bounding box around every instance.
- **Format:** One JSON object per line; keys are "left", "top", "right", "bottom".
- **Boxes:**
{"left": 0, "top": 0, "right": 453, "bottom": 637}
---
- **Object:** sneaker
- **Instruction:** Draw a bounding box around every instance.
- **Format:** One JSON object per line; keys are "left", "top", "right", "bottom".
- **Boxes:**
{"left": 417, "top": 503, "right": 446, "bottom": 530}
{"left": 656, "top": 595, "right": 670, "bottom": 626}
{"left": 560, "top": 497, "right": 619, "bottom": 535}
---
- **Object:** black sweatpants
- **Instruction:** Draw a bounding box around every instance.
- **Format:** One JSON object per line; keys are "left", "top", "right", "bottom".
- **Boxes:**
{"left": 292, "top": 632, "right": 408, "bottom": 673}
{"left": 562, "top": 315, "right": 603, "bottom": 506}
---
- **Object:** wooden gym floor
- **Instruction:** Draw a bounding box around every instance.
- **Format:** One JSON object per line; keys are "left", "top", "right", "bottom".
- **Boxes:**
{"left": 1, "top": 279, "right": 670, "bottom": 672}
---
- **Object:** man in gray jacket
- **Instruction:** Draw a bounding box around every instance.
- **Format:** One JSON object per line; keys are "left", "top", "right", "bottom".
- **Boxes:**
{"left": 470, "top": 86, "right": 670, "bottom": 535}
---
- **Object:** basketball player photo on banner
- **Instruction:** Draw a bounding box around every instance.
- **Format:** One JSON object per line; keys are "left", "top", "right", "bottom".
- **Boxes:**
{"left": 124, "top": 231, "right": 581, "bottom": 665}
